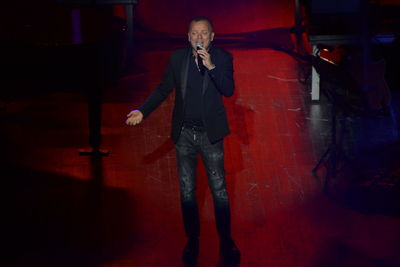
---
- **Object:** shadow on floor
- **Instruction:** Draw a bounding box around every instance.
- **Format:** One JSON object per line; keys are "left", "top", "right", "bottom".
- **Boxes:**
{"left": 335, "top": 142, "right": 400, "bottom": 217}
{"left": 0, "top": 161, "right": 136, "bottom": 267}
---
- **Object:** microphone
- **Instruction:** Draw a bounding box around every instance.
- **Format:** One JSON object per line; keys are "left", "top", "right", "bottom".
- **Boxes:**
{"left": 196, "top": 41, "right": 205, "bottom": 75}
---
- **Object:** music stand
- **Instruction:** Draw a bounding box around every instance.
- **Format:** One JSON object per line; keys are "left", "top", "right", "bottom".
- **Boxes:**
{"left": 311, "top": 54, "right": 354, "bottom": 191}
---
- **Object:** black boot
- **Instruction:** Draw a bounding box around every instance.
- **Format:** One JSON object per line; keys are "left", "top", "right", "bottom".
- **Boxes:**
{"left": 220, "top": 238, "right": 240, "bottom": 265}
{"left": 182, "top": 237, "right": 199, "bottom": 266}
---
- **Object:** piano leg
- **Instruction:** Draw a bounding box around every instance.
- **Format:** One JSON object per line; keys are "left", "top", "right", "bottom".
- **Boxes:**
{"left": 311, "top": 45, "right": 321, "bottom": 101}
{"left": 79, "top": 85, "right": 109, "bottom": 156}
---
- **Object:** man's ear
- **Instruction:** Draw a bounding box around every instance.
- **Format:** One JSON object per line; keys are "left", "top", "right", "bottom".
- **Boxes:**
{"left": 211, "top": 32, "right": 215, "bottom": 42}
{"left": 188, "top": 33, "right": 191, "bottom": 42}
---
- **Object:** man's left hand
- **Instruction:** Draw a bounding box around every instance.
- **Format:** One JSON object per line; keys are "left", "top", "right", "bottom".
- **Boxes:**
{"left": 197, "top": 46, "right": 216, "bottom": 70}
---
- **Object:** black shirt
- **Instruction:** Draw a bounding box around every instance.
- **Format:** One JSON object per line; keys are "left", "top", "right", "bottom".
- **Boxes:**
{"left": 184, "top": 54, "right": 204, "bottom": 125}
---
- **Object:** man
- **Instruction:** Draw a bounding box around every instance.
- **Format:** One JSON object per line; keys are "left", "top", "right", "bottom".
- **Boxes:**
{"left": 126, "top": 16, "right": 240, "bottom": 265}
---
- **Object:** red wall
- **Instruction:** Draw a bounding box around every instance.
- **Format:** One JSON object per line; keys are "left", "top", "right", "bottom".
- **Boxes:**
{"left": 134, "top": 0, "right": 294, "bottom": 34}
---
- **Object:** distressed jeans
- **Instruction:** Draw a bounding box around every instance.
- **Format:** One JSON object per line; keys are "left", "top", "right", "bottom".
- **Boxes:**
{"left": 175, "top": 126, "right": 232, "bottom": 240}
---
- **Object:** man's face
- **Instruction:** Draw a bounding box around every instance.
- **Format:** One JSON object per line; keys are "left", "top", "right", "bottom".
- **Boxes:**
{"left": 188, "top": 20, "right": 215, "bottom": 50}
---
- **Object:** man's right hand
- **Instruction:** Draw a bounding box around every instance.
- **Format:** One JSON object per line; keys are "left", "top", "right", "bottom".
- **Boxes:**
{"left": 126, "top": 110, "right": 144, "bottom": 126}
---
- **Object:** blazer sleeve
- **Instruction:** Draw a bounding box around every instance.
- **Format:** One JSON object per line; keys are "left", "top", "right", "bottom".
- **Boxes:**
{"left": 138, "top": 54, "right": 176, "bottom": 118}
{"left": 207, "top": 51, "right": 234, "bottom": 97}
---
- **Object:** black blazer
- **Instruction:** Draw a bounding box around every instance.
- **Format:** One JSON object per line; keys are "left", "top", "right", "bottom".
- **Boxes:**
{"left": 139, "top": 46, "right": 234, "bottom": 143}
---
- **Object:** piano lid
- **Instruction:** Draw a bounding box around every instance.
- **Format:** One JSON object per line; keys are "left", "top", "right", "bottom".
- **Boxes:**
{"left": 2, "top": 1, "right": 128, "bottom": 46}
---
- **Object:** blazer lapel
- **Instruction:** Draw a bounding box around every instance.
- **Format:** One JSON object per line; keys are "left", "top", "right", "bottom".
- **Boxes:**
{"left": 180, "top": 48, "right": 191, "bottom": 101}
{"left": 201, "top": 46, "right": 213, "bottom": 96}
{"left": 202, "top": 72, "right": 209, "bottom": 96}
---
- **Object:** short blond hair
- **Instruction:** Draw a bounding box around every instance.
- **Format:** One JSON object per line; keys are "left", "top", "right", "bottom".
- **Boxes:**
{"left": 188, "top": 16, "right": 214, "bottom": 33}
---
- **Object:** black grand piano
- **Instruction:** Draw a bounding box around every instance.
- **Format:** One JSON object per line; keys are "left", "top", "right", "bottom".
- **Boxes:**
{"left": 2, "top": 0, "right": 138, "bottom": 155}
{"left": 299, "top": 0, "right": 400, "bottom": 100}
